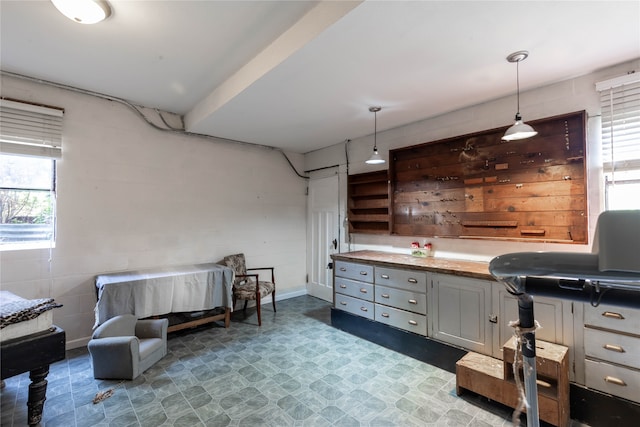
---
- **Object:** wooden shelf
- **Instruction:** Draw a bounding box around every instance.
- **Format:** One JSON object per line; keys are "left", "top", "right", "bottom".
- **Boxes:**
{"left": 348, "top": 170, "right": 390, "bottom": 234}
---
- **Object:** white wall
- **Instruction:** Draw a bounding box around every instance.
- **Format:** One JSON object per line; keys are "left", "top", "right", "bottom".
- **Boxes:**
{"left": 305, "top": 59, "right": 640, "bottom": 262}
{"left": 0, "top": 75, "right": 308, "bottom": 349}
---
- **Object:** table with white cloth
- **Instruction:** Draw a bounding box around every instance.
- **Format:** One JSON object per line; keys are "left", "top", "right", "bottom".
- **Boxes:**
{"left": 94, "top": 263, "right": 235, "bottom": 332}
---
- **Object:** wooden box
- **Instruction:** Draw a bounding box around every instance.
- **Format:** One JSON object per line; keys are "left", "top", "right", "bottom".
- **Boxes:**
{"left": 456, "top": 338, "right": 569, "bottom": 427}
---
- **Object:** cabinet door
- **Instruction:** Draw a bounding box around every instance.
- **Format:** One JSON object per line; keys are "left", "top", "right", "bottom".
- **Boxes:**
{"left": 492, "top": 284, "right": 564, "bottom": 359}
{"left": 430, "top": 274, "right": 493, "bottom": 355}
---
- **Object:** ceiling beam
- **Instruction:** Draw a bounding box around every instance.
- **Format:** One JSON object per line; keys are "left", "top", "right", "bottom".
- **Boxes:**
{"left": 184, "top": 0, "right": 363, "bottom": 134}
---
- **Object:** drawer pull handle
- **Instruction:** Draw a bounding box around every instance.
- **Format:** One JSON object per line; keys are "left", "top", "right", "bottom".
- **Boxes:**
{"left": 339, "top": 267, "right": 347, "bottom": 272}
{"left": 339, "top": 284, "right": 347, "bottom": 289}
{"left": 360, "top": 307, "right": 368, "bottom": 312}
{"left": 408, "top": 299, "right": 417, "bottom": 304}
{"left": 340, "top": 301, "right": 347, "bottom": 306}
{"left": 604, "top": 376, "right": 627, "bottom": 387}
{"left": 360, "top": 271, "right": 368, "bottom": 276}
{"left": 408, "top": 320, "right": 418, "bottom": 326}
{"left": 602, "top": 311, "right": 624, "bottom": 320}
{"left": 603, "top": 344, "right": 625, "bottom": 353}
{"left": 381, "top": 293, "right": 390, "bottom": 299}
{"left": 381, "top": 313, "right": 390, "bottom": 318}
{"left": 408, "top": 278, "right": 418, "bottom": 284}
{"left": 360, "top": 288, "right": 368, "bottom": 294}
{"left": 536, "top": 379, "right": 552, "bottom": 388}
{"left": 381, "top": 274, "right": 390, "bottom": 279}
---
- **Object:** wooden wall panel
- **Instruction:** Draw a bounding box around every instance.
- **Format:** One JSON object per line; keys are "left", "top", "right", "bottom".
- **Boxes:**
{"left": 389, "top": 111, "right": 588, "bottom": 243}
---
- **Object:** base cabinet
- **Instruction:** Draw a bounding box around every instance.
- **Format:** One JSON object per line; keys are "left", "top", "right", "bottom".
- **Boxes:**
{"left": 430, "top": 274, "right": 493, "bottom": 354}
{"left": 334, "top": 262, "right": 568, "bottom": 360}
{"left": 582, "top": 303, "right": 640, "bottom": 402}
{"left": 331, "top": 252, "right": 640, "bottom": 413}
{"left": 334, "top": 261, "right": 374, "bottom": 320}
{"left": 374, "top": 266, "right": 428, "bottom": 335}
{"left": 430, "top": 274, "right": 569, "bottom": 361}
{"left": 334, "top": 262, "right": 429, "bottom": 335}
{"left": 492, "top": 286, "right": 567, "bottom": 359}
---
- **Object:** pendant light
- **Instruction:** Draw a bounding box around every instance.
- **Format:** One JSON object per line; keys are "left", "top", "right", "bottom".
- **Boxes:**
{"left": 51, "top": 0, "right": 112, "bottom": 24}
{"left": 502, "top": 51, "right": 538, "bottom": 141}
{"left": 366, "top": 106, "right": 385, "bottom": 165}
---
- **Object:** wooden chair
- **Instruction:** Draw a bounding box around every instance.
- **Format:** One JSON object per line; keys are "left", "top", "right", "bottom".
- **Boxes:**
{"left": 223, "top": 253, "right": 276, "bottom": 326}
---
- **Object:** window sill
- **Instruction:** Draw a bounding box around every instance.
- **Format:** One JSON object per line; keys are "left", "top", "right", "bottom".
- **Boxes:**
{"left": 0, "top": 242, "right": 56, "bottom": 252}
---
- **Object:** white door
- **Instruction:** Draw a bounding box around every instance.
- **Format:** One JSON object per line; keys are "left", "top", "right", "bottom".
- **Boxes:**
{"left": 307, "top": 174, "right": 340, "bottom": 302}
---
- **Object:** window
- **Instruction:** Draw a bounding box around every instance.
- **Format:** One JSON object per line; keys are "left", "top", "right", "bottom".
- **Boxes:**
{"left": 0, "top": 99, "right": 63, "bottom": 249}
{"left": 0, "top": 155, "right": 56, "bottom": 246}
{"left": 597, "top": 73, "right": 640, "bottom": 210}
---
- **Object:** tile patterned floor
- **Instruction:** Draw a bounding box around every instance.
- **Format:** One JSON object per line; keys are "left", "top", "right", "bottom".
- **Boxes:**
{"left": 2, "top": 295, "right": 563, "bottom": 426}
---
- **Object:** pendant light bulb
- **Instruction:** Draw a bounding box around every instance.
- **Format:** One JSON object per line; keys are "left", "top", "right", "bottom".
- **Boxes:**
{"left": 502, "top": 51, "right": 537, "bottom": 141}
{"left": 366, "top": 106, "right": 385, "bottom": 165}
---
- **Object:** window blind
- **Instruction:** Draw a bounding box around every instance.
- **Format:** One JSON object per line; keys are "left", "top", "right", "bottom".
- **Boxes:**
{"left": 0, "top": 99, "right": 64, "bottom": 159}
{"left": 597, "top": 73, "right": 640, "bottom": 173}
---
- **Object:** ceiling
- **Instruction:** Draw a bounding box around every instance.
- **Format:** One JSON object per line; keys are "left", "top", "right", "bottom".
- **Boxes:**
{"left": 1, "top": 1, "right": 639, "bottom": 154}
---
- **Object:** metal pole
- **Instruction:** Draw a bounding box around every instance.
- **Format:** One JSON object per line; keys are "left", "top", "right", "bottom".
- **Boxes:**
{"left": 518, "top": 293, "right": 540, "bottom": 427}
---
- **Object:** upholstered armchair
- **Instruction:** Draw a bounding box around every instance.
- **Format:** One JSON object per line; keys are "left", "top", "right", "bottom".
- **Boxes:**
{"left": 223, "top": 253, "right": 276, "bottom": 326}
{"left": 88, "top": 314, "right": 168, "bottom": 380}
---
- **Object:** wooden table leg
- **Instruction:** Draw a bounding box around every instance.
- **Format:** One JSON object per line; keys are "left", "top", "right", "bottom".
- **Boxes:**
{"left": 27, "top": 366, "right": 50, "bottom": 426}
{"left": 224, "top": 307, "right": 230, "bottom": 328}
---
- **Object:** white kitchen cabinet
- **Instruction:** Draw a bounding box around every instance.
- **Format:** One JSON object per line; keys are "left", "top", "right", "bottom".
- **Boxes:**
{"left": 334, "top": 261, "right": 374, "bottom": 320}
{"left": 583, "top": 303, "right": 640, "bottom": 402}
{"left": 429, "top": 273, "right": 493, "bottom": 354}
{"left": 429, "top": 274, "right": 569, "bottom": 361}
{"left": 491, "top": 284, "right": 566, "bottom": 359}
{"left": 374, "top": 266, "right": 428, "bottom": 336}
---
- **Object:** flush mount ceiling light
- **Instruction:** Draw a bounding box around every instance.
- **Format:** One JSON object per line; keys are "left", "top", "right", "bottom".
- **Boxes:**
{"left": 365, "top": 106, "right": 385, "bottom": 165}
{"left": 502, "top": 50, "right": 538, "bottom": 141}
{"left": 51, "top": 0, "right": 112, "bottom": 24}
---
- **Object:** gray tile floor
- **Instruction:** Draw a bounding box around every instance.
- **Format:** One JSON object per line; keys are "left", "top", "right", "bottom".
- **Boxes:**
{"left": 2, "top": 295, "right": 556, "bottom": 426}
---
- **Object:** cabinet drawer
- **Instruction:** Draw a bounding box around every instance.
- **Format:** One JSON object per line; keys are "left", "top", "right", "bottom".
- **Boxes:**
{"left": 375, "top": 304, "right": 427, "bottom": 336}
{"left": 334, "top": 293, "right": 374, "bottom": 320}
{"left": 585, "top": 359, "right": 640, "bottom": 403}
{"left": 334, "top": 261, "right": 374, "bottom": 283}
{"left": 375, "top": 285, "right": 427, "bottom": 315}
{"left": 584, "top": 328, "right": 640, "bottom": 369}
{"left": 335, "top": 277, "right": 374, "bottom": 302}
{"left": 584, "top": 303, "right": 640, "bottom": 336}
{"left": 375, "top": 266, "right": 427, "bottom": 292}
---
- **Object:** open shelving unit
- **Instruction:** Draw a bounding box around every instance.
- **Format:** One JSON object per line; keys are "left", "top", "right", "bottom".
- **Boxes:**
{"left": 347, "top": 170, "right": 390, "bottom": 234}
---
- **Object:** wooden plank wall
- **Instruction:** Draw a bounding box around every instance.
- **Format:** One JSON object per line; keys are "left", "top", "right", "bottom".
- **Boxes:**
{"left": 389, "top": 111, "right": 587, "bottom": 243}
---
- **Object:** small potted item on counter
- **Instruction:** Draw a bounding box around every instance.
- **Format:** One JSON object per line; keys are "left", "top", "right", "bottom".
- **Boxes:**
{"left": 411, "top": 241, "right": 428, "bottom": 257}
{"left": 425, "top": 242, "right": 433, "bottom": 257}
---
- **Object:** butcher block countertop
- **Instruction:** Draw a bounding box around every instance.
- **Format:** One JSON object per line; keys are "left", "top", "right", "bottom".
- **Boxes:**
{"left": 331, "top": 250, "right": 494, "bottom": 281}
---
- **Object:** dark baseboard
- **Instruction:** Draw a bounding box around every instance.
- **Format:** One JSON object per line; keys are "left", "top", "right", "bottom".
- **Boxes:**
{"left": 331, "top": 308, "right": 640, "bottom": 427}
{"left": 330, "top": 308, "right": 466, "bottom": 373}
{"left": 570, "top": 383, "right": 640, "bottom": 427}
